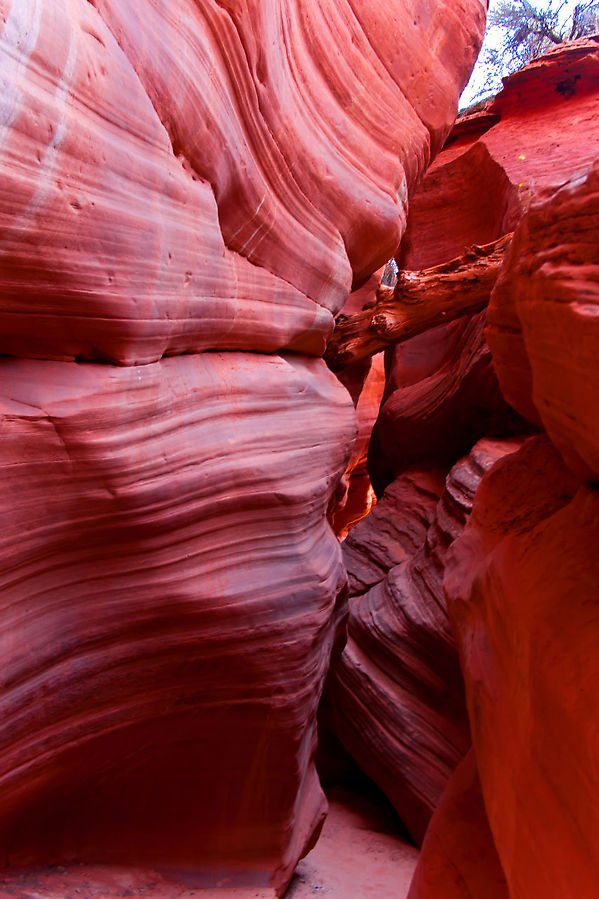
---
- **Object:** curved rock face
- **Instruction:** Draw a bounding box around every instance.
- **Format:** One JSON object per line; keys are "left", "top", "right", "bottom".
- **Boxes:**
{"left": 407, "top": 750, "right": 508, "bottom": 899}
{"left": 0, "top": 0, "right": 488, "bottom": 892}
{"left": 0, "top": 0, "right": 486, "bottom": 366}
{"left": 0, "top": 353, "right": 355, "bottom": 891}
{"left": 392, "top": 42, "right": 599, "bottom": 899}
{"left": 400, "top": 36, "right": 599, "bottom": 276}
{"left": 332, "top": 438, "right": 523, "bottom": 844}
{"left": 93, "top": 0, "right": 486, "bottom": 289}
{"left": 0, "top": 0, "right": 332, "bottom": 364}
{"left": 444, "top": 436, "right": 599, "bottom": 899}
{"left": 488, "top": 160, "right": 599, "bottom": 479}
{"left": 370, "top": 38, "right": 599, "bottom": 493}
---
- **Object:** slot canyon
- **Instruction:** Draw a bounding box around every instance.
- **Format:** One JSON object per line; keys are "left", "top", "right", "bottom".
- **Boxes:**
{"left": 0, "top": 2, "right": 598, "bottom": 897}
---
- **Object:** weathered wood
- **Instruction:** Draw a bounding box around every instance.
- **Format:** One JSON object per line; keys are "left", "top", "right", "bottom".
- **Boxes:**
{"left": 325, "top": 233, "right": 513, "bottom": 370}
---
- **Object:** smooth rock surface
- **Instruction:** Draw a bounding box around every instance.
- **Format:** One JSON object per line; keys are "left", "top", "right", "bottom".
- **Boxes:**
{"left": 401, "top": 37, "right": 599, "bottom": 274}
{"left": 0, "top": 0, "right": 486, "bottom": 366}
{"left": 407, "top": 750, "right": 508, "bottom": 899}
{"left": 0, "top": 353, "right": 355, "bottom": 895}
{"left": 0, "top": 0, "right": 491, "bottom": 891}
{"left": 445, "top": 436, "right": 599, "bottom": 899}
{"left": 93, "top": 0, "right": 486, "bottom": 291}
{"left": 0, "top": 0, "right": 333, "bottom": 363}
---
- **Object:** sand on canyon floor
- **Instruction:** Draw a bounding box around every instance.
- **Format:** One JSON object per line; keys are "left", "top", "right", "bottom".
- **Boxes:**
{"left": 0, "top": 786, "right": 417, "bottom": 899}
{"left": 284, "top": 786, "right": 418, "bottom": 899}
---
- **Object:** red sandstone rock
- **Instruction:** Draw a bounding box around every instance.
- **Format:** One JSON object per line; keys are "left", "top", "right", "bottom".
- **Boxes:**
{"left": 368, "top": 312, "right": 518, "bottom": 493}
{"left": 487, "top": 160, "right": 599, "bottom": 479}
{"left": 444, "top": 436, "right": 599, "bottom": 899}
{"left": 92, "top": 0, "right": 486, "bottom": 291}
{"left": 0, "top": 0, "right": 339, "bottom": 364}
{"left": 401, "top": 37, "right": 599, "bottom": 273}
{"left": 368, "top": 40, "right": 599, "bottom": 491}
{"left": 0, "top": 353, "right": 355, "bottom": 895}
{"left": 332, "top": 438, "right": 523, "bottom": 844}
{"left": 329, "top": 353, "right": 386, "bottom": 538}
{"left": 407, "top": 750, "right": 509, "bottom": 899}
{"left": 342, "top": 466, "right": 445, "bottom": 596}
{"left": 0, "top": 0, "right": 490, "bottom": 892}
{"left": 0, "top": 0, "right": 486, "bottom": 365}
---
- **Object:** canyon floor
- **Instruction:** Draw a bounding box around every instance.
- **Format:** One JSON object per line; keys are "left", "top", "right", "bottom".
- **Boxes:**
{"left": 285, "top": 786, "right": 418, "bottom": 898}
{"left": 0, "top": 786, "right": 418, "bottom": 899}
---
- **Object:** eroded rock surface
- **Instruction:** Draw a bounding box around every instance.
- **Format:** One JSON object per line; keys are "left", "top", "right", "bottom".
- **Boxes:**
{"left": 488, "top": 160, "right": 599, "bottom": 479}
{"left": 407, "top": 750, "right": 508, "bottom": 899}
{"left": 331, "top": 438, "right": 523, "bottom": 844}
{"left": 0, "top": 354, "right": 355, "bottom": 892}
{"left": 0, "top": 0, "right": 488, "bottom": 892}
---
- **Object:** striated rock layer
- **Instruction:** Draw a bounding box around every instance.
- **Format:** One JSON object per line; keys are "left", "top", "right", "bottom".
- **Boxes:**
{"left": 0, "top": 0, "right": 486, "bottom": 365}
{"left": 0, "top": 0, "right": 489, "bottom": 891}
{"left": 0, "top": 353, "right": 355, "bottom": 893}
{"left": 332, "top": 438, "right": 523, "bottom": 844}
{"left": 487, "top": 159, "right": 599, "bottom": 480}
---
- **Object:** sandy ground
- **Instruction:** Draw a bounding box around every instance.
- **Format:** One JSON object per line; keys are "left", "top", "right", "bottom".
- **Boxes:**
{"left": 0, "top": 787, "right": 417, "bottom": 899}
{"left": 284, "top": 786, "right": 418, "bottom": 898}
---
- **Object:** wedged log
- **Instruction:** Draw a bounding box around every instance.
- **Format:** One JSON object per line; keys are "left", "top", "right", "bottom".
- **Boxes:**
{"left": 331, "top": 437, "right": 524, "bottom": 844}
{"left": 325, "top": 234, "right": 512, "bottom": 370}
{"left": 0, "top": 353, "right": 356, "bottom": 896}
{"left": 444, "top": 436, "right": 599, "bottom": 899}
{"left": 407, "top": 750, "right": 509, "bottom": 899}
{"left": 487, "top": 159, "right": 599, "bottom": 479}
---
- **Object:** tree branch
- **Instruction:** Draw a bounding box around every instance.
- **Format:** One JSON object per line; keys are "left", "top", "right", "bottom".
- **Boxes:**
{"left": 325, "top": 233, "right": 513, "bottom": 371}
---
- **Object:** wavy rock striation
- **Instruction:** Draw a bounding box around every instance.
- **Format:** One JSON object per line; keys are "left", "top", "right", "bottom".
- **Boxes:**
{"left": 332, "top": 438, "right": 523, "bottom": 844}
{"left": 0, "top": 0, "right": 488, "bottom": 893}
{"left": 0, "top": 0, "right": 486, "bottom": 365}
{"left": 0, "top": 353, "right": 355, "bottom": 893}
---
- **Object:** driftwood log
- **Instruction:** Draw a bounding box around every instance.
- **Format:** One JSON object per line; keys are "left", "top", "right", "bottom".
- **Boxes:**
{"left": 325, "top": 233, "right": 513, "bottom": 370}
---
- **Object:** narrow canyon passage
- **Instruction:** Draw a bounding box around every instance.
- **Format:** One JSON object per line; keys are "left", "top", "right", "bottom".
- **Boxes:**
{"left": 1, "top": 2, "right": 598, "bottom": 898}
